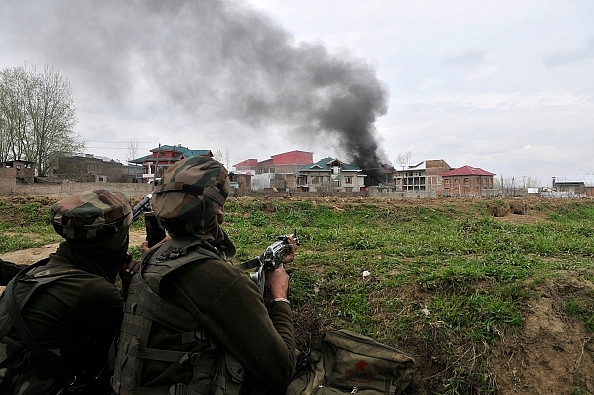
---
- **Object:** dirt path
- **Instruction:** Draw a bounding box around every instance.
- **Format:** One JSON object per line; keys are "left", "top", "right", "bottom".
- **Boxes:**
{"left": 1, "top": 230, "right": 147, "bottom": 265}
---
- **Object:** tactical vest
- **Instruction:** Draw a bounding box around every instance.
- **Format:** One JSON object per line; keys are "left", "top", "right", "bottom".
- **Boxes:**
{"left": 111, "top": 238, "right": 245, "bottom": 395}
{"left": 0, "top": 258, "right": 87, "bottom": 393}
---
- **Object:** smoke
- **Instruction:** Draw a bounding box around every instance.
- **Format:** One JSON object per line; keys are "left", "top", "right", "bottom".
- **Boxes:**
{"left": 1, "top": 0, "right": 390, "bottom": 184}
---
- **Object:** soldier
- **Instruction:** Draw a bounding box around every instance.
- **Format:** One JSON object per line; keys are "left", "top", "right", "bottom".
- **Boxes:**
{"left": 0, "top": 189, "right": 140, "bottom": 394}
{"left": 112, "top": 156, "right": 297, "bottom": 395}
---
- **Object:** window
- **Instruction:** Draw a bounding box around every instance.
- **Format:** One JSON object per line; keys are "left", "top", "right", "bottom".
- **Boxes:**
{"left": 345, "top": 176, "right": 352, "bottom": 184}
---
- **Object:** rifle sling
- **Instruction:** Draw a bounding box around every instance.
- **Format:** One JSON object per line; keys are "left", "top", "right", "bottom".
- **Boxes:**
{"left": 236, "top": 257, "right": 261, "bottom": 271}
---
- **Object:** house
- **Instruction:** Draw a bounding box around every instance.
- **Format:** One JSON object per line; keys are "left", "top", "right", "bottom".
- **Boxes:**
{"left": 552, "top": 176, "right": 594, "bottom": 197}
{"left": 233, "top": 150, "right": 314, "bottom": 191}
{"left": 394, "top": 159, "right": 452, "bottom": 192}
{"left": 0, "top": 160, "right": 35, "bottom": 184}
{"left": 0, "top": 160, "right": 36, "bottom": 194}
{"left": 51, "top": 155, "right": 130, "bottom": 183}
{"left": 130, "top": 145, "right": 213, "bottom": 183}
{"left": 441, "top": 165, "right": 495, "bottom": 196}
{"left": 297, "top": 157, "right": 367, "bottom": 193}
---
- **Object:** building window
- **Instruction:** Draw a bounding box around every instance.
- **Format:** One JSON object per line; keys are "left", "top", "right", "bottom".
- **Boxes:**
{"left": 345, "top": 176, "right": 352, "bottom": 184}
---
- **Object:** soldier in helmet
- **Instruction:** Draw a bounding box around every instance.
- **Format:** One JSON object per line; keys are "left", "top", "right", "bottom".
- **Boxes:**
{"left": 112, "top": 156, "right": 297, "bottom": 395}
{"left": 0, "top": 189, "right": 140, "bottom": 394}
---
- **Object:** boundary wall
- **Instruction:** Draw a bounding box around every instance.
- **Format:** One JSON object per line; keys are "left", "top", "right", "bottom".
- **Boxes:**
{"left": 3, "top": 182, "right": 153, "bottom": 198}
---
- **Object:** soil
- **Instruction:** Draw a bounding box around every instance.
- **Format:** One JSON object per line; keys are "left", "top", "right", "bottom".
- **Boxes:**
{"left": 0, "top": 230, "right": 148, "bottom": 265}
{"left": 1, "top": 195, "right": 593, "bottom": 394}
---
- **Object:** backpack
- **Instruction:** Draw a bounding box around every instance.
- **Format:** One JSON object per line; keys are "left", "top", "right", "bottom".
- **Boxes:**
{"left": 112, "top": 238, "right": 245, "bottom": 395}
{"left": 0, "top": 258, "right": 109, "bottom": 394}
{"left": 286, "top": 330, "right": 415, "bottom": 395}
{"left": 0, "top": 258, "right": 113, "bottom": 395}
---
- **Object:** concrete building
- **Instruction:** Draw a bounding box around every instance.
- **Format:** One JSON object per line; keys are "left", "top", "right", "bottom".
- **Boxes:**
{"left": 394, "top": 160, "right": 452, "bottom": 192}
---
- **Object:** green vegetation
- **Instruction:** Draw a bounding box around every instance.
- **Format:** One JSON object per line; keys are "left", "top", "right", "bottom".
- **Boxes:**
{"left": 2, "top": 196, "right": 593, "bottom": 394}
{"left": 223, "top": 197, "right": 594, "bottom": 394}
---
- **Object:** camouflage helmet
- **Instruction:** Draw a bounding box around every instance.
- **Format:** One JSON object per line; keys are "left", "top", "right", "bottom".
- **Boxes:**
{"left": 151, "top": 156, "right": 230, "bottom": 235}
{"left": 50, "top": 189, "right": 133, "bottom": 240}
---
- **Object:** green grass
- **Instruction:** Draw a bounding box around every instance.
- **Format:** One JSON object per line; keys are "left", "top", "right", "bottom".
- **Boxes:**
{"left": 3, "top": 195, "right": 594, "bottom": 394}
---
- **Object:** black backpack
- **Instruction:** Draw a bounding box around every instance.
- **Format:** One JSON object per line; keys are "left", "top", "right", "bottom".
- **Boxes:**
{"left": 0, "top": 259, "right": 111, "bottom": 394}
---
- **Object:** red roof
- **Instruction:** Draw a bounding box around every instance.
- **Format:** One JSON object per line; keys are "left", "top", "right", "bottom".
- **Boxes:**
{"left": 442, "top": 165, "right": 495, "bottom": 177}
{"left": 233, "top": 158, "right": 258, "bottom": 167}
{"left": 271, "top": 150, "right": 313, "bottom": 165}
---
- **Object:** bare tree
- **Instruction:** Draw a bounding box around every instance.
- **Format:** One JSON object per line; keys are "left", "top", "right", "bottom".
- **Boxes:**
{"left": 0, "top": 66, "right": 29, "bottom": 162}
{"left": 127, "top": 139, "right": 140, "bottom": 164}
{"left": 0, "top": 64, "right": 84, "bottom": 176}
{"left": 395, "top": 151, "right": 413, "bottom": 169}
{"left": 212, "top": 149, "right": 231, "bottom": 169}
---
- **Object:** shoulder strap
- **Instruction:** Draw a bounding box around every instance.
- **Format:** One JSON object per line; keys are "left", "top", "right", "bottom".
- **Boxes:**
{"left": 2, "top": 258, "right": 85, "bottom": 379}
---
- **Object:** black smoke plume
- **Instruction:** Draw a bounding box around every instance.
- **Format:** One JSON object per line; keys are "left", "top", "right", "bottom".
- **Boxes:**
{"left": 2, "top": 0, "right": 390, "bottom": 185}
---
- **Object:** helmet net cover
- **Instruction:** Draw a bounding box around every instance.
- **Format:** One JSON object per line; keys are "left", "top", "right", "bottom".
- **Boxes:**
{"left": 50, "top": 189, "right": 133, "bottom": 240}
{"left": 151, "top": 156, "right": 230, "bottom": 235}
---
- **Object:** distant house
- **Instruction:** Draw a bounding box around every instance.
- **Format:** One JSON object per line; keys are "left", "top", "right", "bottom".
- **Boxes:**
{"left": 0, "top": 160, "right": 36, "bottom": 194}
{"left": 394, "top": 159, "right": 452, "bottom": 192}
{"left": 552, "top": 176, "right": 594, "bottom": 197}
{"left": 130, "top": 145, "right": 213, "bottom": 183}
{"left": 234, "top": 150, "right": 314, "bottom": 191}
{"left": 52, "top": 155, "right": 130, "bottom": 183}
{"left": 441, "top": 165, "right": 495, "bottom": 196}
{"left": 297, "top": 157, "right": 366, "bottom": 193}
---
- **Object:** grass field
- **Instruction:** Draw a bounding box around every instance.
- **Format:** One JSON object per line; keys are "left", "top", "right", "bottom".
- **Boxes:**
{"left": 1, "top": 195, "right": 593, "bottom": 394}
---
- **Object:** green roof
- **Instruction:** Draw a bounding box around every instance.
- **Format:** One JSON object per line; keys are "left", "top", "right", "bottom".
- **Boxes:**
{"left": 297, "top": 157, "right": 364, "bottom": 173}
{"left": 130, "top": 145, "right": 212, "bottom": 164}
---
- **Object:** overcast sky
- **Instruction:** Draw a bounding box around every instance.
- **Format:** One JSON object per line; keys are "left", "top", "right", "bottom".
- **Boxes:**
{"left": 1, "top": 0, "right": 593, "bottom": 186}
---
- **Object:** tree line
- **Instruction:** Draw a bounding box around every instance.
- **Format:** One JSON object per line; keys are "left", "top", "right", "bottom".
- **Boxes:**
{"left": 0, "top": 64, "right": 84, "bottom": 177}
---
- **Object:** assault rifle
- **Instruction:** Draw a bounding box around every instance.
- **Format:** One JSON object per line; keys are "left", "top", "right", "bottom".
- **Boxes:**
{"left": 132, "top": 193, "right": 166, "bottom": 248}
{"left": 239, "top": 230, "right": 299, "bottom": 296}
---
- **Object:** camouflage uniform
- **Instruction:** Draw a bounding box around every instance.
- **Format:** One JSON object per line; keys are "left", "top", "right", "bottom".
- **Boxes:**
{"left": 112, "top": 157, "right": 296, "bottom": 395}
{"left": 0, "top": 189, "right": 134, "bottom": 394}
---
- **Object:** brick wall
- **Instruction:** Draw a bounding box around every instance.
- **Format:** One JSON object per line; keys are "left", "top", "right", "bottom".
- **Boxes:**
{"left": 0, "top": 167, "right": 17, "bottom": 195}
